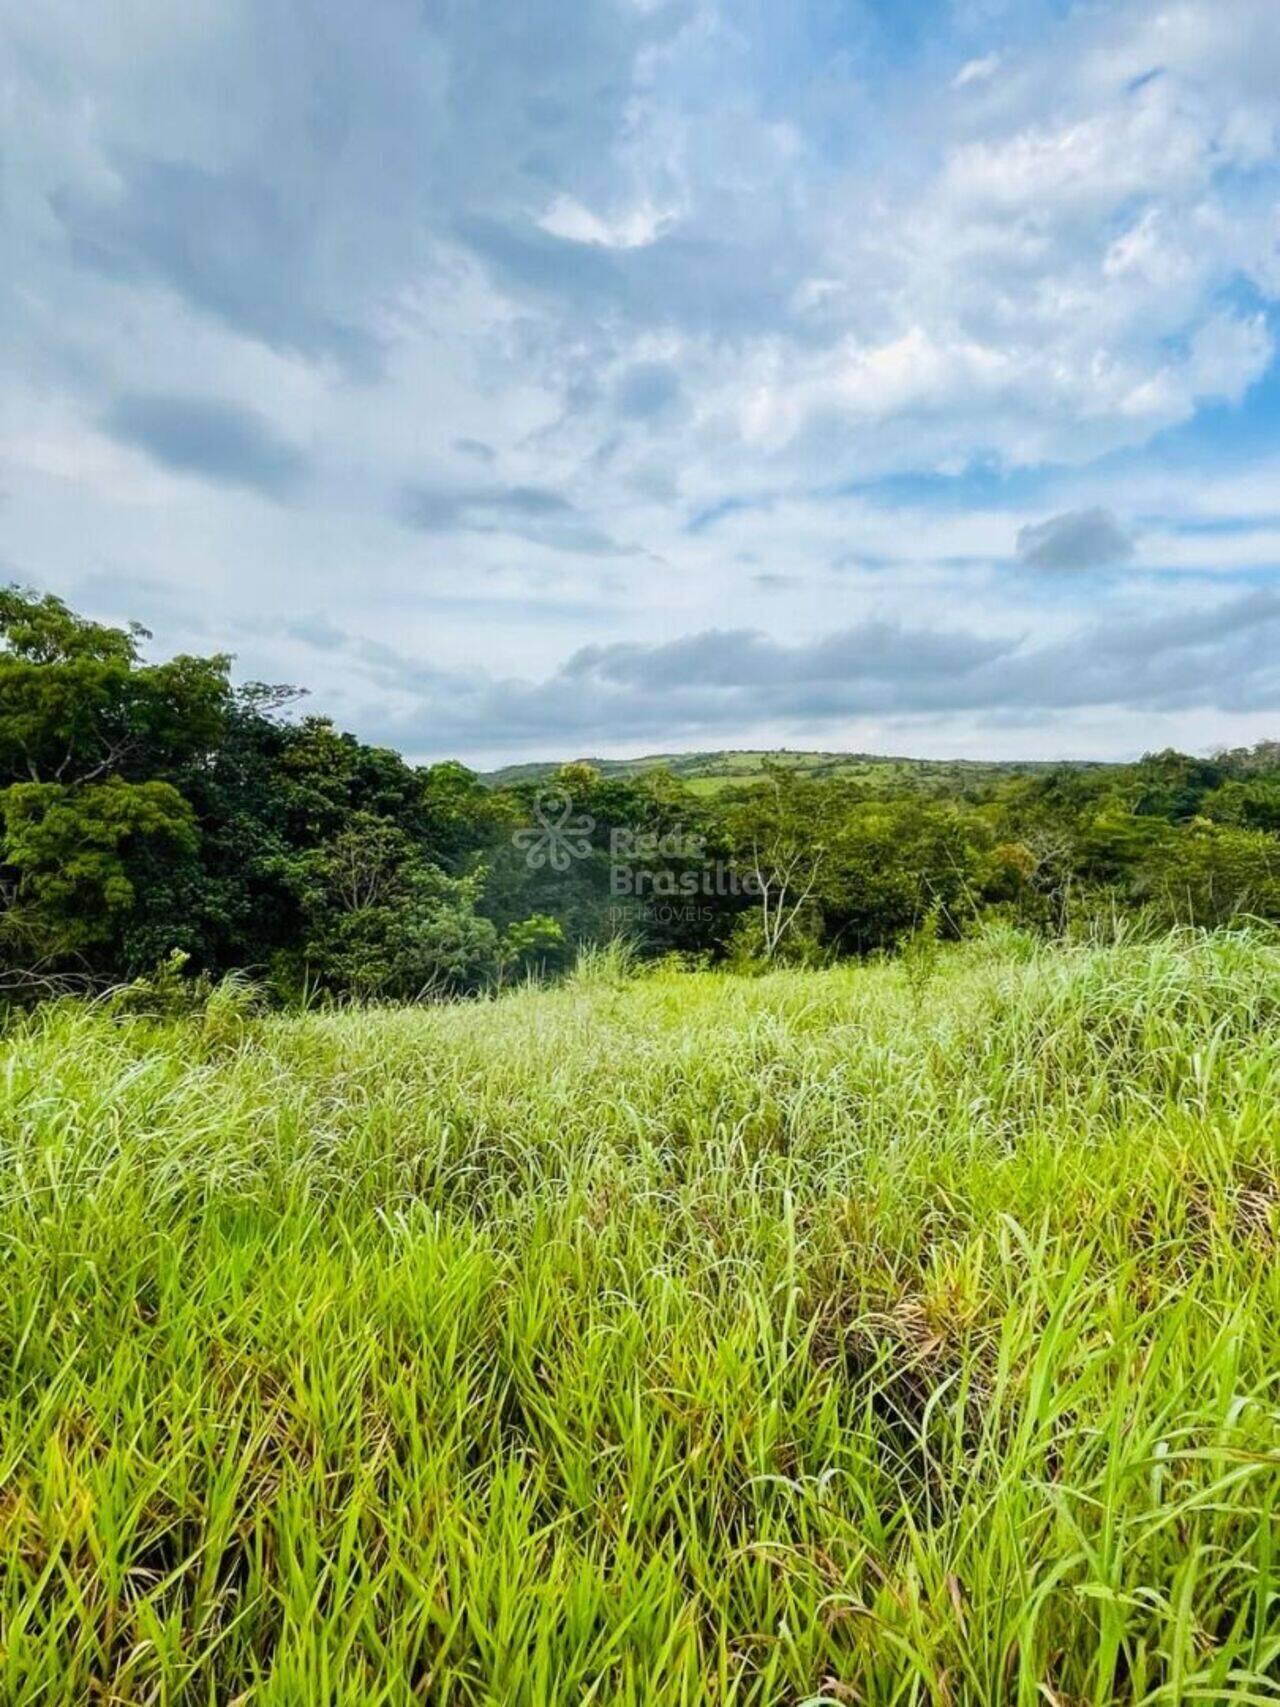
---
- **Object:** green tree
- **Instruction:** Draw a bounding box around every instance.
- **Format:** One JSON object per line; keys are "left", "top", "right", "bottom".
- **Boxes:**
{"left": 283, "top": 813, "right": 502, "bottom": 999}
{"left": 0, "top": 587, "right": 230, "bottom": 984}
{"left": 496, "top": 913, "right": 565, "bottom": 986}
{"left": 1137, "top": 821, "right": 1280, "bottom": 927}
{"left": 819, "top": 797, "right": 985, "bottom": 954}
{"left": 0, "top": 779, "right": 196, "bottom": 985}
{"left": 724, "top": 766, "right": 829, "bottom": 963}
{"left": 0, "top": 587, "right": 228, "bottom": 786}
{"left": 1201, "top": 777, "right": 1280, "bottom": 835}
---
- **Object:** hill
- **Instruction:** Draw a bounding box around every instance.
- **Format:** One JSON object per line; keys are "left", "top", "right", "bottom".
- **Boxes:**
{"left": 482, "top": 746, "right": 1107, "bottom": 796}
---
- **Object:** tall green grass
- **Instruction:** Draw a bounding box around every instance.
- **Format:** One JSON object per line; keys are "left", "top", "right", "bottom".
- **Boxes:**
{"left": 1, "top": 931, "right": 1277, "bottom": 1703}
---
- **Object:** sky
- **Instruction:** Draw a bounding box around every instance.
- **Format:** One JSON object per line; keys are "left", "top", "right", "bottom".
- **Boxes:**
{"left": 3, "top": 0, "right": 1280, "bottom": 767}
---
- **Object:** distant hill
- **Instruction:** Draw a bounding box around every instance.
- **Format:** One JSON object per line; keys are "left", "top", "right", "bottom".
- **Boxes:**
{"left": 481, "top": 748, "right": 1106, "bottom": 796}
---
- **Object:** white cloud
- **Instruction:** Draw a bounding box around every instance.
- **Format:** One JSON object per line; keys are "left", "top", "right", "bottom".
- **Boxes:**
{"left": 537, "top": 193, "right": 677, "bottom": 249}
{"left": 953, "top": 53, "right": 1000, "bottom": 90}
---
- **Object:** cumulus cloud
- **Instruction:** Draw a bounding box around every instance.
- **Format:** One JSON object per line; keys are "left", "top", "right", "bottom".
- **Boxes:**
{"left": 1016, "top": 508, "right": 1135, "bottom": 571}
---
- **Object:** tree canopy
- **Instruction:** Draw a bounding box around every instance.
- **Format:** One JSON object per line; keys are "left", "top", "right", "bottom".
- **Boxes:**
{"left": 2, "top": 584, "right": 1277, "bottom": 1002}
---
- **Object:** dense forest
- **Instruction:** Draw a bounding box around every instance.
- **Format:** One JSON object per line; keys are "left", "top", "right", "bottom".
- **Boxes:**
{"left": 3, "top": 584, "right": 1278, "bottom": 1004}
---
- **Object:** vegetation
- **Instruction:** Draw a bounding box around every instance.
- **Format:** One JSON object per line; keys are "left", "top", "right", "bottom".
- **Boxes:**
{"left": 3, "top": 586, "right": 1278, "bottom": 1697}
{"left": 1, "top": 931, "right": 1277, "bottom": 1701}
{"left": 481, "top": 749, "right": 1088, "bottom": 797}
{"left": 3, "top": 585, "right": 1279, "bottom": 1002}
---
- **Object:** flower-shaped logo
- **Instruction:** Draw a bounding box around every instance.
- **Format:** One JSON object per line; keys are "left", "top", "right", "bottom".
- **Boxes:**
{"left": 512, "top": 788, "right": 596, "bottom": 872}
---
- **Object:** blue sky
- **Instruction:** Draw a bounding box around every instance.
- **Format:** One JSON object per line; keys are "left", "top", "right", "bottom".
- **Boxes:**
{"left": 3, "top": 0, "right": 1279, "bottom": 763}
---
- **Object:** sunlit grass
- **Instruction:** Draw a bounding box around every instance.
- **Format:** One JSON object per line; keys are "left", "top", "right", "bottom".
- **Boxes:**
{"left": 1, "top": 930, "right": 1278, "bottom": 1702}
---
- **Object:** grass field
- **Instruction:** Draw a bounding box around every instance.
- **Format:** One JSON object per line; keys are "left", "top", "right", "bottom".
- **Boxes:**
{"left": 2, "top": 932, "right": 1278, "bottom": 1703}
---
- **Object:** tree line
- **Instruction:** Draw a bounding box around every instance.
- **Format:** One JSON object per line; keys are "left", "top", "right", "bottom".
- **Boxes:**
{"left": 2, "top": 585, "right": 1278, "bottom": 1003}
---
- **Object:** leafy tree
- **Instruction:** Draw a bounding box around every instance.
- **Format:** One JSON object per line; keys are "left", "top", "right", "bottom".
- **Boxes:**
{"left": 724, "top": 765, "right": 828, "bottom": 962}
{"left": 1, "top": 778, "right": 196, "bottom": 954}
{"left": 281, "top": 813, "right": 501, "bottom": 998}
{"left": 1131, "top": 749, "right": 1224, "bottom": 821}
{"left": 1214, "top": 739, "right": 1280, "bottom": 778}
{"left": 496, "top": 914, "right": 566, "bottom": 986}
{"left": 5, "top": 582, "right": 1279, "bottom": 1002}
{"left": 421, "top": 760, "right": 518, "bottom": 865}
{"left": 0, "top": 587, "right": 229, "bottom": 786}
{"left": 1136, "top": 821, "right": 1280, "bottom": 927}
{"left": 1201, "top": 777, "right": 1280, "bottom": 834}
{"left": 0, "top": 587, "right": 229, "bottom": 983}
{"left": 818, "top": 797, "right": 985, "bottom": 953}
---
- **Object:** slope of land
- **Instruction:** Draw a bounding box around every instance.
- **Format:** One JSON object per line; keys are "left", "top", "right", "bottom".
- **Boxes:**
{"left": 3, "top": 932, "right": 1278, "bottom": 1701}
{"left": 483, "top": 747, "right": 1107, "bottom": 796}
